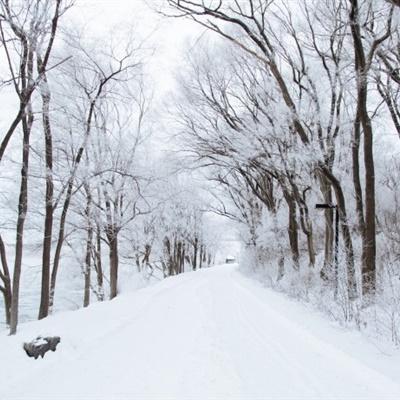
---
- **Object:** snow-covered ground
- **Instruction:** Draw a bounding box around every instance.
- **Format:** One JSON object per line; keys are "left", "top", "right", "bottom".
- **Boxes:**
{"left": 2, "top": 264, "right": 400, "bottom": 400}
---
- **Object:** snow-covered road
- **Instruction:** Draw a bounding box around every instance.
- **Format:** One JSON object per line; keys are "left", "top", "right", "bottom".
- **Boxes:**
{"left": 2, "top": 264, "right": 400, "bottom": 399}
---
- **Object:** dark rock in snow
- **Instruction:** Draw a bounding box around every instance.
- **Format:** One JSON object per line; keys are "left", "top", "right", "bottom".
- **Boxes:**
{"left": 23, "top": 336, "right": 61, "bottom": 359}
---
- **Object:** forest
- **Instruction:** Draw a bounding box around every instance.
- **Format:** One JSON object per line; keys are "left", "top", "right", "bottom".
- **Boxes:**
{"left": 1, "top": 0, "right": 400, "bottom": 346}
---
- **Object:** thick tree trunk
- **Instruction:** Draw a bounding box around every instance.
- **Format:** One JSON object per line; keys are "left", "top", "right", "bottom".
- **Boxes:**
{"left": 108, "top": 226, "right": 119, "bottom": 300}
{"left": 349, "top": 0, "right": 380, "bottom": 298}
{"left": 9, "top": 40, "right": 34, "bottom": 334}
{"left": 362, "top": 117, "right": 376, "bottom": 296}
{"left": 352, "top": 116, "right": 365, "bottom": 235}
{"left": 283, "top": 190, "right": 300, "bottom": 270}
{"left": 38, "top": 71, "right": 53, "bottom": 320}
{"left": 10, "top": 104, "right": 33, "bottom": 335}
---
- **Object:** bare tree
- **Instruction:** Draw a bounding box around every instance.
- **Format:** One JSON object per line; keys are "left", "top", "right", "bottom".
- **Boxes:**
{"left": 0, "top": 0, "right": 70, "bottom": 334}
{"left": 348, "top": 0, "right": 393, "bottom": 298}
{"left": 48, "top": 36, "right": 143, "bottom": 310}
{"left": 167, "top": 0, "right": 359, "bottom": 298}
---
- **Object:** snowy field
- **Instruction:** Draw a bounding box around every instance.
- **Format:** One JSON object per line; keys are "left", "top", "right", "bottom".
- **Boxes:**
{"left": 1, "top": 264, "right": 400, "bottom": 400}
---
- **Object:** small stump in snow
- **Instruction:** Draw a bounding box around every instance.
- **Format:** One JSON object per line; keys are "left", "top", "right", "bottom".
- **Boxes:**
{"left": 23, "top": 336, "right": 61, "bottom": 359}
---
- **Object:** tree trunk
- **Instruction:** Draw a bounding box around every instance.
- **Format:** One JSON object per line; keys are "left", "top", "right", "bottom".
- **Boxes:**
{"left": 305, "top": 230, "right": 316, "bottom": 268}
{"left": 292, "top": 184, "right": 315, "bottom": 268}
{"left": 176, "top": 241, "right": 182, "bottom": 275}
{"left": 10, "top": 101, "right": 34, "bottom": 335}
{"left": 362, "top": 117, "right": 376, "bottom": 297}
{"left": 349, "top": 0, "right": 378, "bottom": 298}
{"left": 108, "top": 226, "right": 119, "bottom": 300}
{"left": 84, "top": 228, "right": 92, "bottom": 308}
{"left": 283, "top": 190, "right": 300, "bottom": 270}
{"left": 320, "top": 166, "right": 357, "bottom": 300}
{"left": 0, "top": 234, "right": 12, "bottom": 325}
{"left": 352, "top": 115, "right": 365, "bottom": 235}
{"left": 83, "top": 188, "right": 93, "bottom": 307}
{"left": 199, "top": 244, "right": 203, "bottom": 269}
{"left": 180, "top": 243, "right": 185, "bottom": 273}
{"left": 193, "top": 237, "right": 198, "bottom": 271}
{"left": 94, "top": 224, "right": 104, "bottom": 301}
{"left": 319, "top": 174, "right": 334, "bottom": 280}
{"left": 49, "top": 182, "right": 72, "bottom": 311}
{"left": 142, "top": 244, "right": 151, "bottom": 271}
{"left": 277, "top": 255, "right": 285, "bottom": 281}
{"left": 163, "top": 236, "right": 173, "bottom": 276}
{"left": 38, "top": 69, "right": 53, "bottom": 320}
{"left": 135, "top": 253, "right": 141, "bottom": 273}
{"left": 173, "top": 237, "right": 178, "bottom": 274}
{"left": 9, "top": 39, "right": 34, "bottom": 334}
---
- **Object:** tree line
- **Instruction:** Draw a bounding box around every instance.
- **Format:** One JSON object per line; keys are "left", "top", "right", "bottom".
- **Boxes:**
{"left": 165, "top": 0, "right": 400, "bottom": 330}
{"left": 0, "top": 0, "right": 218, "bottom": 335}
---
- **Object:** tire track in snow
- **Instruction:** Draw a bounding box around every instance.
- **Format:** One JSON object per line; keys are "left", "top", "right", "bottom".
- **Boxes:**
{"left": 3, "top": 265, "right": 400, "bottom": 400}
{"left": 200, "top": 267, "right": 325, "bottom": 399}
{"left": 229, "top": 267, "right": 400, "bottom": 399}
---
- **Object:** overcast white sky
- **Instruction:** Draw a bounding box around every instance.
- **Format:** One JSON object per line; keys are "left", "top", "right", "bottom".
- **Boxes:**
{"left": 0, "top": 0, "right": 206, "bottom": 155}
{"left": 70, "top": 0, "right": 205, "bottom": 95}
